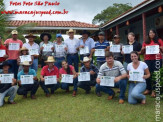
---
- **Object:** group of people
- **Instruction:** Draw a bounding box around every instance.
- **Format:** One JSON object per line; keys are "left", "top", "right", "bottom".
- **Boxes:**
{"left": 0, "top": 28, "right": 162, "bottom": 107}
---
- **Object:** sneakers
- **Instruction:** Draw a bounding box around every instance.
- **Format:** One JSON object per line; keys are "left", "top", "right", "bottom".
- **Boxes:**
{"left": 72, "top": 91, "right": 77, "bottom": 97}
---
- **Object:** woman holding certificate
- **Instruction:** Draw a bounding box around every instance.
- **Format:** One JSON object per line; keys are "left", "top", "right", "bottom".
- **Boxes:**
{"left": 127, "top": 51, "right": 150, "bottom": 104}
{"left": 60, "top": 60, "right": 78, "bottom": 97}
{"left": 139, "top": 29, "right": 163, "bottom": 97}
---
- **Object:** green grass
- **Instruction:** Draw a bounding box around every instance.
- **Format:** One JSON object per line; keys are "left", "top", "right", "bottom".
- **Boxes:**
{"left": 0, "top": 69, "right": 162, "bottom": 122}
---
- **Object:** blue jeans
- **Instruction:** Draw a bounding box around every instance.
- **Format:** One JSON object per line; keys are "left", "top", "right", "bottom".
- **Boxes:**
{"left": 67, "top": 54, "right": 79, "bottom": 72}
{"left": 96, "top": 79, "right": 127, "bottom": 100}
{"left": 31, "top": 58, "right": 38, "bottom": 73}
{"left": 97, "top": 61, "right": 105, "bottom": 69}
{"left": 61, "top": 77, "right": 78, "bottom": 91}
{"left": 54, "top": 57, "right": 65, "bottom": 69}
{"left": 40, "top": 81, "right": 60, "bottom": 94}
{"left": 0, "top": 86, "right": 18, "bottom": 107}
{"left": 7, "top": 60, "right": 19, "bottom": 79}
{"left": 128, "top": 82, "right": 146, "bottom": 104}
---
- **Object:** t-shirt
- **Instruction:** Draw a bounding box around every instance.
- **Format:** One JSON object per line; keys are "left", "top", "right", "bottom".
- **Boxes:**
{"left": 98, "top": 60, "right": 126, "bottom": 78}
{"left": 59, "top": 65, "right": 74, "bottom": 75}
{"left": 142, "top": 39, "right": 163, "bottom": 60}
{"left": 0, "top": 44, "right": 8, "bottom": 62}
{"left": 17, "top": 69, "right": 36, "bottom": 81}
{"left": 127, "top": 61, "right": 148, "bottom": 82}
{"left": 4, "top": 38, "right": 23, "bottom": 60}
{"left": 41, "top": 65, "right": 59, "bottom": 78}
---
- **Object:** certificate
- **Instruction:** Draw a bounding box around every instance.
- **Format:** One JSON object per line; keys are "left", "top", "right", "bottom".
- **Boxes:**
{"left": 19, "top": 55, "right": 32, "bottom": 63}
{"left": 44, "top": 76, "right": 57, "bottom": 85}
{"left": 0, "top": 74, "right": 14, "bottom": 84}
{"left": 110, "top": 45, "right": 121, "bottom": 53}
{"left": 29, "top": 49, "right": 39, "bottom": 55}
{"left": 122, "top": 45, "right": 133, "bottom": 54}
{"left": 20, "top": 75, "right": 34, "bottom": 84}
{"left": 55, "top": 45, "right": 65, "bottom": 52}
{"left": 61, "top": 74, "right": 73, "bottom": 83}
{"left": 129, "top": 71, "right": 144, "bottom": 82}
{"left": 0, "top": 50, "right": 6, "bottom": 57}
{"left": 78, "top": 72, "right": 90, "bottom": 81}
{"left": 9, "top": 43, "right": 20, "bottom": 50}
{"left": 100, "top": 76, "right": 115, "bottom": 87}
{"left": 94, "top": 49, "right": 105, "bottom": 56}
{"left": 43, "top": 44, "right": 53, "bottom": 52}
{"left": 146, "top": 45, "right": 159, "bottom": 54}
{"left": 80, "top": 46, "right": 89, "bottom": 55}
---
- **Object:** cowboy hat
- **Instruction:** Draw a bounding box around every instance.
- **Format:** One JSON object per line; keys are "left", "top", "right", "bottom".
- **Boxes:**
{"left": 81, "top": 30, "right": 90, "bottom": 36}
{"left": 25, "top": 33, "right": 37, "bottom": 39}
{"left": 11, "top": 30, "right": 18, "bottom": 35}
{"left": 40, "top": 33, "right": 52, "bottom": 41}
{"left": 113, "top": 35, "right": 120, "bottom": 39}
{"left": 0, "top": 61, "right": 12, "bottom": 69}
{"left": 20, "top": 47, "right": 28, "bottom": 52}
{"left": 66, "top": 29, "right": 76, "bottom": 35}
{"left": 22, "top": 61, "right": 31, "bottom": 66}
{"left": 45, "top": 56, "right": 55, "bottom": 63}
{"left": 82, "top": 57, "right": 91, "bottom": 63}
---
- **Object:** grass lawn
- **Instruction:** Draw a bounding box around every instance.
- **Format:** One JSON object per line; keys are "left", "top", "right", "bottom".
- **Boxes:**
{"left": 0, "top": 69, "right": 162, "bottom": 122}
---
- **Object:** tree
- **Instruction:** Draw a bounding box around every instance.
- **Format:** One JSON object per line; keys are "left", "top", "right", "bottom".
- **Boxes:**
{"left": 92, "top": 3, "right": 132, "bottom": 25}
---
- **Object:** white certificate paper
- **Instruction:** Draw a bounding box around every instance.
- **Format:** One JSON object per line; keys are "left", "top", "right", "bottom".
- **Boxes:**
{"left": 44, "top": 76, "right": 57, "bottom": 85}
{"left": 43, "top": 44, "right": 53, "bottom": 52}
{"left": 29, "top": 49, "right": 39, "bottom": 55}
{"left": 122, "top": 45, "right": 133, "bottom": 54}
{"left": 80, "top": 46, "right": 89, "bottom": 55}
{"left": 146, "top": 45, "right": 159, "bottom": 54}
{"left": 129, "top": 71, "right": 144, "bottom": 82}
{"left": 20, "top": 75, "right": 34, "bottom": 84}
{"left": 94, "top": 49, "right": 105, "bottom": 56}
{"left": 78, "top": 72, "right": 90, "bottom": 81}
{"left": 100, "top": 76, "right": 115, "bottom": 87}
{"left": 110, "top": 45, "right": 121, "bottom": 53}
{"left": 61, "top": 74, "right": 73, "bottom": 83}
{"left": 0, "top": 50, "right": 6, "bottom": 57}
{"left": 55, "top": 45, "right": 65, "bottom": 52}
{"left": 0, "top": 74, "right": 14, "bottom": 84}
{"left": 19, "top": 55, "right": 32, "bottom": 63}
{"left": 9, "top": 43, "right": 20, "bottom": 50}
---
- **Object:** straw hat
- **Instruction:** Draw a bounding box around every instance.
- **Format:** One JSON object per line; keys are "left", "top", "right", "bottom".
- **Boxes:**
{"left": 82, "top": 57, "right": 91, "bottom": 63}
{"left": 20, "top": 47, "right": 28, "bottom": 52}
{"left": 25, "top": 33, "right": 37, "bottom": 39}
{"left": 11, "top": 30, "right": 18, "bottom": 35}
{"left": 45, "top": 56, "right": 55, "bottom": 63}
{"left": 22, "top": 61, "right": 31, "bottom": 66}
{"left": 66, "top": 29, "right": 76, "bottom": 35}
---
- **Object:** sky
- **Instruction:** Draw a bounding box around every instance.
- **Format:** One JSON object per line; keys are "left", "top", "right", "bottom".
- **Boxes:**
{"left": 4, "top": 0, "right": 145, "bottom": 24}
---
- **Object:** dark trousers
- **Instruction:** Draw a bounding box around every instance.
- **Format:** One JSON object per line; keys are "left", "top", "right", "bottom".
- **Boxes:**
{"left": 17, "top": 81, "right": 39, "bottom": 96}
{"left": 61, "top": 77, "right": 78, "bottom": 91}
{"left": 145, "top": 60, "right": 162, "bottom": 90}
{"left": 40, "top": 81, "right": 60, "bottom": 94}
{"left": 7, "top": 60, "right": 18, "bottom": 79}
{"left": 54, "top": 57, "right": 65, "bottom": 69}
{"left": 77, "top": 79, "right": 96, "bottom": 92}
{"left": 67, "top": 53, "right": 79, "bottom": 72}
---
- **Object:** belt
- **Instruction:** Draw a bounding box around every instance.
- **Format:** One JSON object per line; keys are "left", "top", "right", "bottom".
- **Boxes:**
{"left": 129, "top": 81, "right": 142, "bottom": 84}
{"left": 68, "top": 53, "right": 78, "bottom": 55}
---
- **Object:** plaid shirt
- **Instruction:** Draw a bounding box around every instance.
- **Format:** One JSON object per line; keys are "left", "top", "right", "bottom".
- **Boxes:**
{"left": 54, "top": 42, "right": 67, "bottom": 58}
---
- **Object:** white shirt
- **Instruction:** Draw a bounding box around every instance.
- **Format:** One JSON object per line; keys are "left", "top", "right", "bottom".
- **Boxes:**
{"left": 23, "top": 42, "right": 40, "bottom": 54}
{"left": 127, "top": 61, "right": 148, "bottom": 82}
{"left": 64, "top": 37, "right": 79, "bottom": 54}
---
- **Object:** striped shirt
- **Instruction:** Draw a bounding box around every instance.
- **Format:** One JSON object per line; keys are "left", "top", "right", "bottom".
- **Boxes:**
{"left": 98, "top": 60, "right": 126, "bottom": 78}
{"left": 95, "top": 40, "right": 110, "bottom": 62}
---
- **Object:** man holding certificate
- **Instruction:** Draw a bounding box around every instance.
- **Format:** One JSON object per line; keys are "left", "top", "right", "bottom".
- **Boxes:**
{"left": 0, "top": 61, "right": 17, "bottom": 107}
{"left": 4, "top": 30, "right": 23, "bottom": 79}
{"left": 77, "top": 57, "right": 99, "bottom": 94}
{"left": 23, "top": 33, "right": 40, "bottom": 72}
{"left": 90, "top": 31, "right": 110, "bottom": 69}
{"left": 17, "top": 61, "right": 39, "bottom": 99}
{"left": 40, "top": 56, "right": 60, "bottom": 97}
{"left": 96, "top": 52, "right": 127, "bottom": 104}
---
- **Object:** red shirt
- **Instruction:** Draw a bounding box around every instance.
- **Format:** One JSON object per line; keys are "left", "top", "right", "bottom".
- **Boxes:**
{"left": 59, "top": 65, "right": 74, "bottom": 75}
{"left": 142, "top": 39, "right": 163, "bottom": 60}
{"left": 41, "top": 65, "right": 59, "bottom": 78}
{"left": 0, "top": 44, "right": 8, "bottom": 62}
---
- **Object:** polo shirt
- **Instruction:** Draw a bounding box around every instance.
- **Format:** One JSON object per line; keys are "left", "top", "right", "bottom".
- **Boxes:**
{"left": 4, "top": 38, "right": 23, "bottom": 60}
{"left": 0, "top": 44, "right": 8, "bottom": 62}
{"left": 41, "top": 65, "right": 59, "bottom": 78}
{"left": 98, "top": 60, "right": 126, "bottom": 78}
{"left": 95, "top": 40, "right": 110, "bottom": 62}
{"left": 142, "top": 39, "right": 163, "bottom": 60}
{"left": 124, "top": 41, "right": 142, "bottom": 63}
{"left": 59, "top": 65, "right": 74, "bottom": 75}
{"left": 17, "top": 69, "right": 36, "bottom": 81}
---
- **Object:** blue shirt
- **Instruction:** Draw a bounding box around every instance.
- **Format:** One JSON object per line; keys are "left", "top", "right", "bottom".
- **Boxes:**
{"left": 95, "top": 40, "right": 110, "bottom": 62}
{"left": 78, "top": 37, "right": 95, "bottom": 55}
{"left": 17, "top": 69, "right": 36, "bottom": 81}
